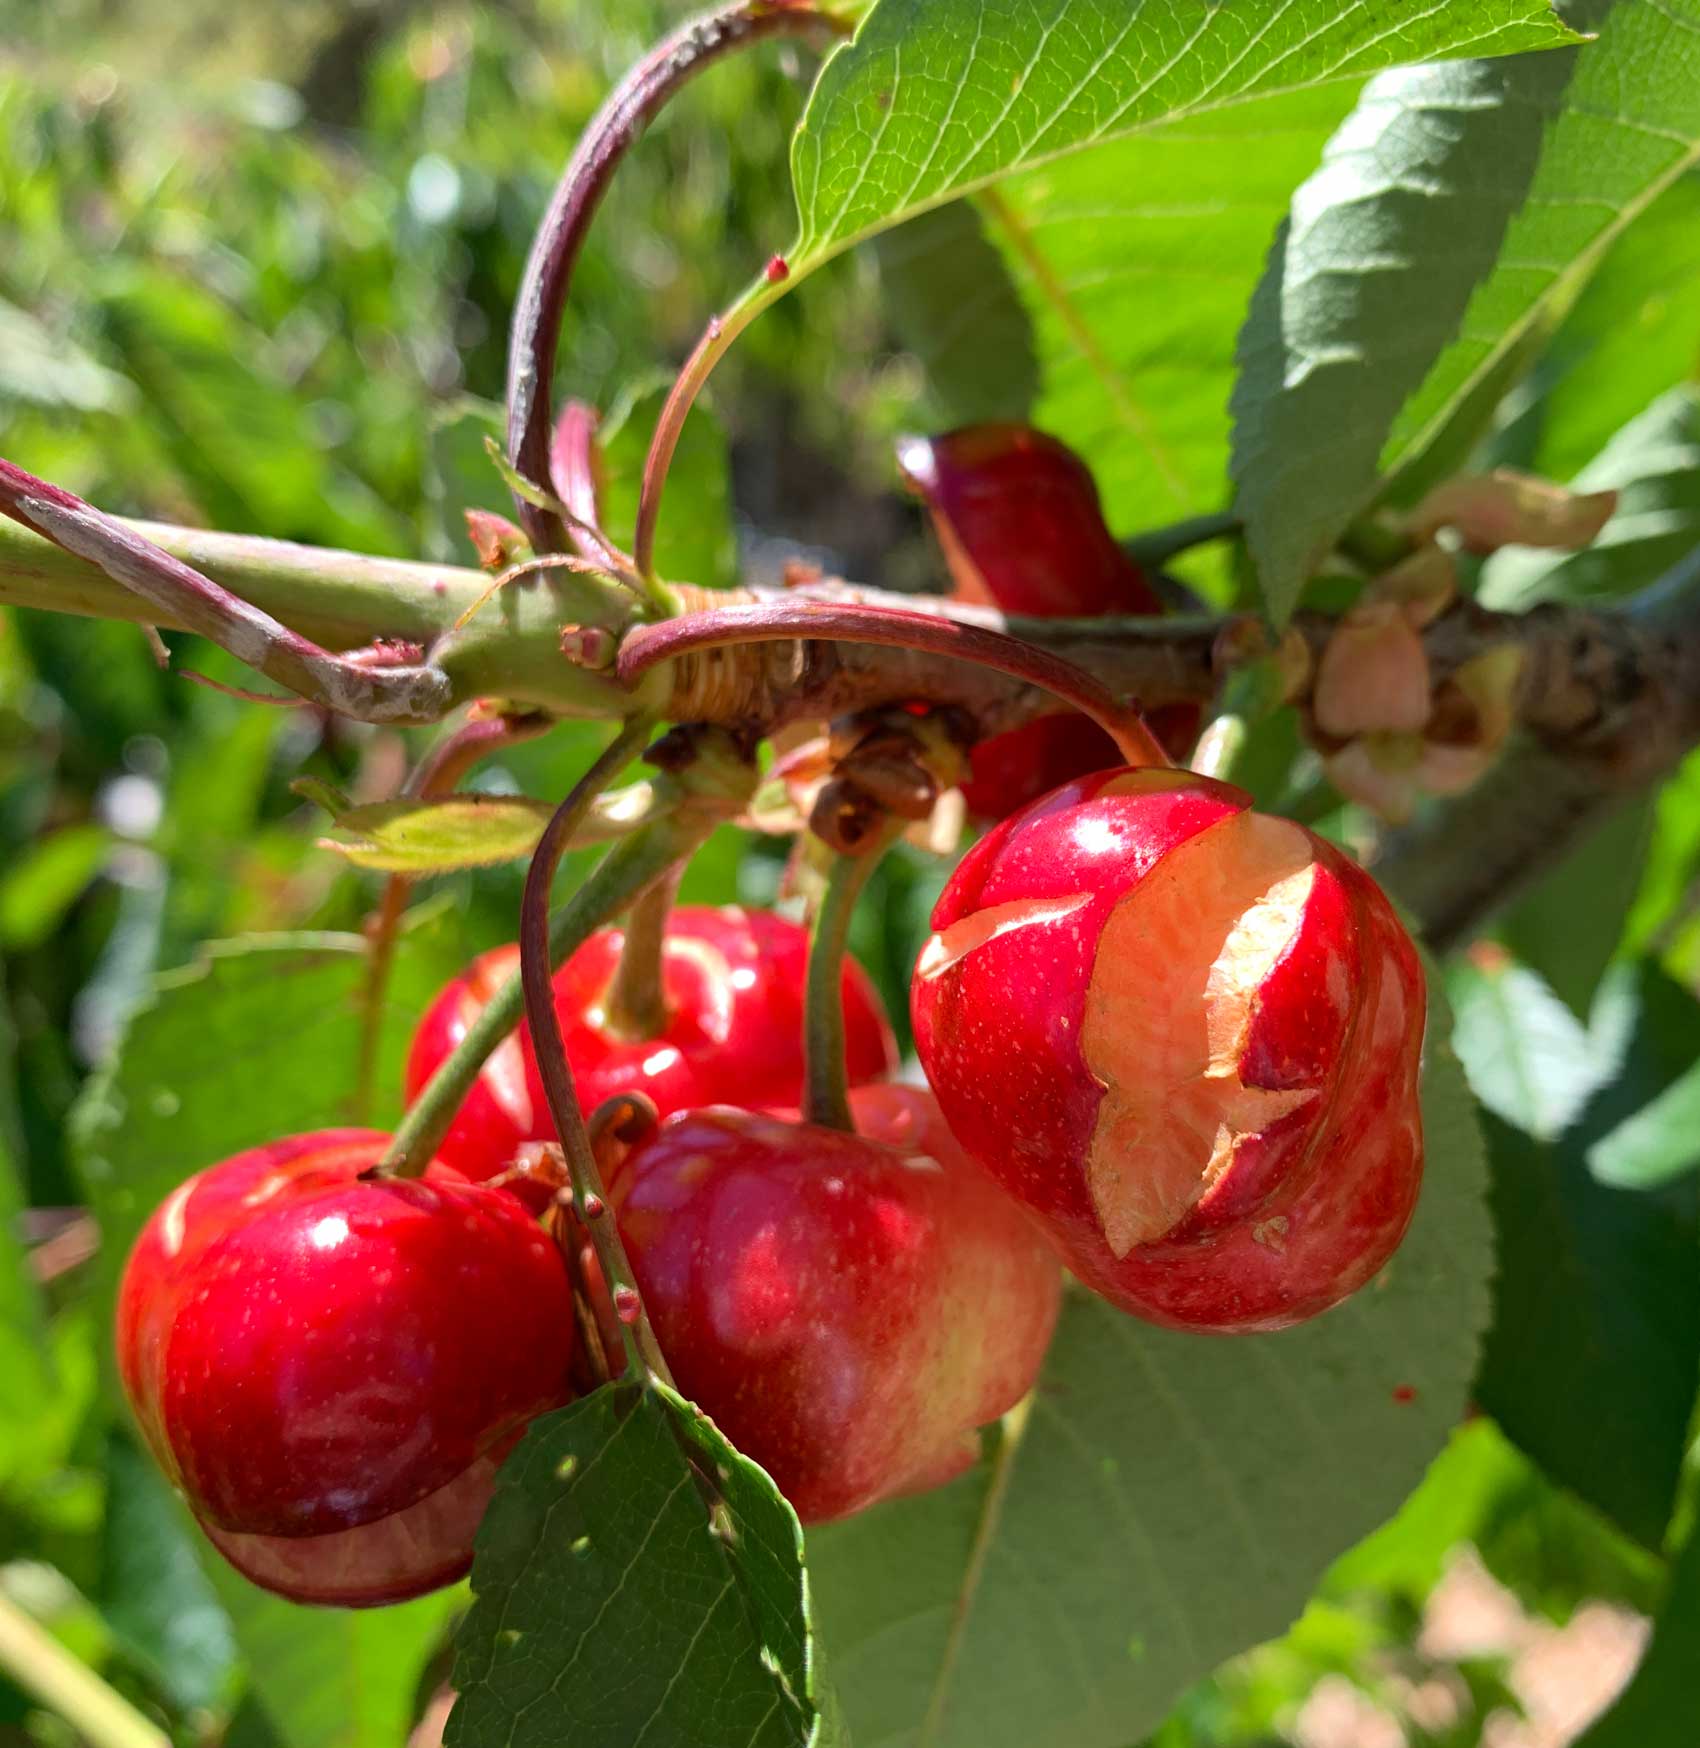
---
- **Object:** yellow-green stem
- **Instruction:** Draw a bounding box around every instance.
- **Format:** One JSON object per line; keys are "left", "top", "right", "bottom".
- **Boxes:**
{"left": 803, "top": 818, "right": 904, "bottom": 1131}
{"left": 0, "top": 1592, "right": 168, "bottom": 1748}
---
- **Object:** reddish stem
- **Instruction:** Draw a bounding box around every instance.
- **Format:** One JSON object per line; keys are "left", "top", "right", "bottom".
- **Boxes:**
{"left": 520, "top": 720, "right": 674, "bottom": 1382}
{"left": 505, "top": 1, "right": 842, "bottom": 553}
{"left": 617, "top": 600, "right": 1172, "bottom": 768}
{"left": 0, "top": 457, "right": 450, "bottom": 724}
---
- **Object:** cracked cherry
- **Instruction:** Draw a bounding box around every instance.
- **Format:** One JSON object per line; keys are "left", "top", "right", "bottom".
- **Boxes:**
{"left": 899, "top": 423, "right": 1194, "bottom": 815}
{"left": 405, "top": 905, "right": 898, "bottom": 1189}
{"left": 116, "top": 1129, "right": 574, "bottom": 1606}
{"left": 606, "top": 1083, "right": 1061, "bottom": 1523}
{"left": 911, "top": 768, "right": 1425, "bottom": 1332}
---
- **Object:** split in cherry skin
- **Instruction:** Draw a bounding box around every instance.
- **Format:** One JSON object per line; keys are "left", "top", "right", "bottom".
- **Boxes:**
{"left": 605, "top": 1082, "right": 1062, "bottom": 1524}
{"left": 912, "top": 765, "right": 1427, "bottom": 1334}
{"left": 406, "top": 904, "right": 898, "bottom": 1198}
{"left": 115, "top": 1130, "right": 575, "bottom": 1607}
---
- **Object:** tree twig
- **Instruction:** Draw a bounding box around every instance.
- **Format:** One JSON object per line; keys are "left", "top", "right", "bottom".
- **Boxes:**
{"left": 0, "top": 458, "right": 451, "bottom": 724}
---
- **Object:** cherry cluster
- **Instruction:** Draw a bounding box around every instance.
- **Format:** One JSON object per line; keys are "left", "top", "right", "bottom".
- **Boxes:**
{"left": 114, "top": 425, "right": 1427, "bottom": 1610}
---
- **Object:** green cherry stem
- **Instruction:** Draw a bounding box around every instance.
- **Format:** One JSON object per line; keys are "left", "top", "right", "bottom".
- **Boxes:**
{"left": 380, "top": 747, "right": 708, "bottom": 1180}
{"left": 599, "top": 861, "right": 683, "bottom": 1042}
{"left": 0, "top": 1591, "right": 169, "bottom": 1748}
{"left": 520, "top": 720, "right": 672, "bottom": 1381}
{"left": 803, "top": 816, "right": 905, "bottom": 1132}
{"left": 1190, "top": 713, "right": 1248, "bottom": 784}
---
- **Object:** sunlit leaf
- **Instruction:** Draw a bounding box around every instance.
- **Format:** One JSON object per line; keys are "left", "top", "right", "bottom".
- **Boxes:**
{"left": 447, "top": 1379, "right": 838, "bottom": 1748}
{"left": 810, "top": 995, "right": 1490, "bottom": 1748}
{"left": 787, "top": 0, "right": 1576, "bottom": 278}
{"left": 1231, "top": 45, "right": 1582, "bottom": 619}
{"left": 1385, "top": 0, "right": 1700, "bottom": 502}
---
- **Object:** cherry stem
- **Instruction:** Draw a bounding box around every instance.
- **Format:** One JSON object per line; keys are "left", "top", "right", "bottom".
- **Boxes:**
{"left": 1121, "top": 508, "right": 1242, "bottom": 571}
{"left": 381, "top": 802, "right": 696, "bottom": 1176}
{"left": 0, "top": 457, "right": 451, "bottom": 724}
{"left": 1190, "top": 713, "right": 1248, "bottom": 784}
{"left": 505, "top": 1, "right": 841, "bottom": 555}
{"left": 0, "top": 1591, "right": 169, "bottom": 1748}
{"left": 618, "top": 600, "right": 1172, "bottom": 768}
{"left": 803, "top": 817, "right": 903, "bottom": 1131}
{"left": 521, "top": 719, "right": 673, "bottom": 1381}
{"left": 600, "top": 863, "right": 683, "bottom": 1042}
{"left": 633, "top": 300, "right": 759, "bottom": 581}
{"left": 354, "top": 712, "right": 550, "bottom": 1122}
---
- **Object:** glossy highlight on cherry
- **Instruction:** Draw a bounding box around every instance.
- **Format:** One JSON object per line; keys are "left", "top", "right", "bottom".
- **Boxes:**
{"left": 115, "top": 1129, "right": 575, "bottom": 1606}
{"left": 606, "top": 1083, "right": 1062, "bottom": 1523}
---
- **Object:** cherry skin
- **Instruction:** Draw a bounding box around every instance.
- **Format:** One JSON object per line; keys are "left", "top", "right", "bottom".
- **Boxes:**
{"left": 898, "top": 423, "right": 1195, "bottom": 815}
{"left": 911, "top": 768, "right": 1426, "bottom": 1333}
{"left": 405, "top": 905, "right": 898, "bottom": 1189}
{"left": 116, "top": 1129, "right": 574, "bottom": 1606}
{"left": 606, "top": 1083, "right": 1062, "bottom": 1523}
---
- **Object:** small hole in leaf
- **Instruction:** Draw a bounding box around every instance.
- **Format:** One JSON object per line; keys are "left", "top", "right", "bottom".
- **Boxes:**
{"left": 571, "top": 1535, "right": 592, "bottom": 1558}
{"left": 708, "top": 1502, "right": 737, "bottom": 1545}
{"left": 498, "top": 1629, "right": 523, "bottom": 1648}
{"left": 556, "top": 1455, "right": 577, "bottom": 1481}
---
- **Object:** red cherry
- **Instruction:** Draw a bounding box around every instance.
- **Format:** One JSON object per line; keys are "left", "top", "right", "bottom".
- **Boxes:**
{"left": 607, "top": 1083, "right": 1061, "bottom": 1523}
{"left": 898, "top": 424, "right": 1164, "bottom": 619}
{"left": 899, "top": 424, "right": 1197, "bottom": 818}
{"left": 911, "top": 768, "right": 1425, "bottom": 1333}
{"left": 405, "top": 906, "right": 899, "bottom": 1188}
{"left": 115, "top": 1130, "right": 574, "bottom": 1605}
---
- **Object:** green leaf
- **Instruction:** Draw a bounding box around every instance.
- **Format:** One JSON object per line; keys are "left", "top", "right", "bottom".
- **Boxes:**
{"left": 980, "top": 83, "right": 1359, "bottom": 548}
{"left": 1498, "top": 793, "right": 1656, "bottom": 1018}
{"left": 0, "top": 975, "right": 50, "bottom": 1483}
{"left": 809, "top": 1004, "right": 1491, "bottom": 1748}
{"left": 876, "top": 199, "right": 1038, "bottom": 425}
{"left": 424, "top": 398, "right": 507, "bottom": 564}
{"left": 0, "top": 824, "right": 110, "bottom": 950}
{"left": 1578, "top": 1416, "right": 1700, "bottom": 1746}
{"left": 1230, "top": 47, "right": 1580, "bottom": 620}
{"left": 0, "top": 296, "right": 135, "bottom": 413}
{"left": 786, "top": 0, "right": 1577, "bottom": 280}
{"left": 1474, "top": 964, "right": 1700, "bottom": 1550}
{"left": 1528, "top": 173, "right": 1700, "bottom": 482}
{"left": 295, "top": 777, "right": 666, "bottom": 875}
{"left": 98, "top": 1429, "right": 238, "bottom": 1717}
{"left": 1582, "top": 961, "right": 1700, "bottom": 1190}
{"left": 1626, "top": 749, "right": 1700, "bottom": 959}
{"left": 1446, "top": 952, "right": 1619, "bottom": 1138}
{"left": 204, "top": 1558, "right": 459, "bottom": 1748}
{"left": 305, "top": 791, "right": 555, "bottom": 874}
{"left": 1589, "top": 1057, "right": 1700, "bottom": 1189}
{"left": 1384, "top": 0, "right": 1700, "bottom": 503}
{"left": 97, "top": 265, "right": 410, "bottom": 556}
{"left": 447, "top": 1379, "right": 834, "bottom": 1748}
{"left": 1480, "top": 384, "right": 1700, "bottom": 608}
